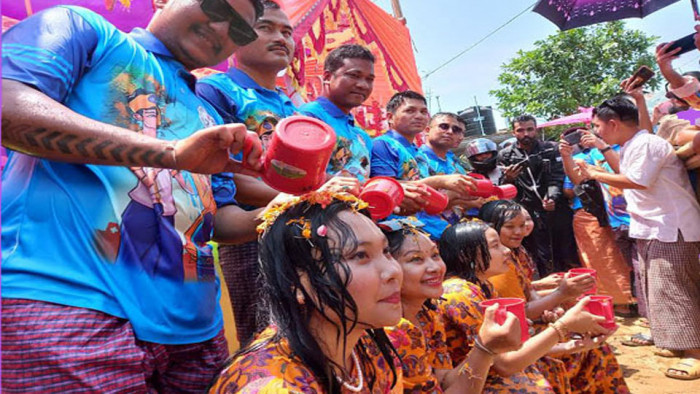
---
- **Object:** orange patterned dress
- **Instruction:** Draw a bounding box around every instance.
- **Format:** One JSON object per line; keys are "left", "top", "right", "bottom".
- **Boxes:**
{"left": 437, "top": 277, "right": 555, "bottom": 393}
{"left": 386, "top": 308, "right": 452, "bottom": 393}
{"left": 210, "top": 327, "right": 403, "bottom": 393}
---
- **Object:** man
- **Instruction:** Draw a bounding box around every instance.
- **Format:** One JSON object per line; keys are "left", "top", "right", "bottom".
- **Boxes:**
{"left": 498, "top": 115, "right": 579, "bottom": 276}
{"left": 466, "top": 138, "right": 502, "bottom": 184}
{"left": 371, "top": 91, "right": 475, "bottom": 215}
{"left": 578, "top": 96, "right": 700, "bottom": 381}
{"left": 299, "top": 44, "right": 375, "bottom": 185}
{"left": 417, "top": 112, "right": 482, "bottom": 238}
{"left": 1, "top": 0, "right": 264, "bottom": 391}
{"left": 196, "top": 0, "right": 296, "bottom": 345}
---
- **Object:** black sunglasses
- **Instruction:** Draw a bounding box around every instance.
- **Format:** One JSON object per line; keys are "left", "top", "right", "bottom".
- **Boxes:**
{"left": 198, "top": 0, "right": 259, "bottom": 46}
{"left": 438, "top": 123, "right": 464, "bottom": 134}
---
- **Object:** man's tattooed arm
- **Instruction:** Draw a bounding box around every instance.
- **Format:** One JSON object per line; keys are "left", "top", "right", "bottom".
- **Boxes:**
{"left": 1, "top": 79, "right": 177, "bottom": 169}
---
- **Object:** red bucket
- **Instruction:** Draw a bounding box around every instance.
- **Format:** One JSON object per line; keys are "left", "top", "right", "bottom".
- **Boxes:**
{"left": 422, "top": 185, "right": 449, "bottom": 215}
{"left": 470, "top": 179, "right": 496, "bottom": 198}
{"left": 360, "top": 177, "right": 405, "bottom": 220}
{"left": 262, "top": 116, "right": 336, "bottom": 195}
{"left": 568, "top": 268, "right": 598, "bottom": 295}
{"left": 480, "top": 297, "right": 530, "bottom": 343}
{"left": 584, "top": 295, "right": 616, "bottom": 330}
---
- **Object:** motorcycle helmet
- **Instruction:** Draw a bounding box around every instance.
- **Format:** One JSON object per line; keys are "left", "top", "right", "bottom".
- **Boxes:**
{"left": 466, "top": 138, "right": 498, "bottom": 173}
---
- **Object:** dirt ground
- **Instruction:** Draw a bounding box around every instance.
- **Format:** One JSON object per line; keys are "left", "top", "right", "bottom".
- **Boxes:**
{"left": 610, "top": 316, "right": 700, "bottom": 394}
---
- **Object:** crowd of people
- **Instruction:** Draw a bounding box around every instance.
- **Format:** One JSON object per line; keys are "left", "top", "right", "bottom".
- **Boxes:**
{"left": 2, "top": 0, "right": 700, "bottom": 392}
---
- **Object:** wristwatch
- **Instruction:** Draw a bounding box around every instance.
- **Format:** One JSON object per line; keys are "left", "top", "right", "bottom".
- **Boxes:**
{"left": 600, "top": 146, "right": 612, "bottom": 154}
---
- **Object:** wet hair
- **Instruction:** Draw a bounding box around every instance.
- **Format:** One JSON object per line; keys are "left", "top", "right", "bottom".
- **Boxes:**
{"left": 479, "top": 200, "right": 524, "bottom": 234}
{"left": 324, "top": 44, "right": 375, "bottom": 74}
{"left": 239, "top": 199, "right": 397, "bottom": 393}
{"left": 438, "top": 221, "right": 494, "bottom": 298}
{"left": 430, "top": 112, "right": 464, "bottom": 128}
{"left": 262, "top": 0, "right": 280, "bottom": 10}
{"left": 386, "top": 90, "right": 427, "bottom": 114}
{"left": 511, "top": 114, "right": 537, "bottom": 129}
{"left": 593, "top": 96, "right": 639, "bottom": 126}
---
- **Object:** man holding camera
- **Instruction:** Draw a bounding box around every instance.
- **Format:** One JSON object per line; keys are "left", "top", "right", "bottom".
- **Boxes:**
{"left": 498, "top": 114, "right": 579, "bottom": 276}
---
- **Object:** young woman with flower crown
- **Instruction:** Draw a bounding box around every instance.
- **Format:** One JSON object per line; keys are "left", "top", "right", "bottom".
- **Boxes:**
{"left": 436, "top": 220, "right": 612, "bottom": 393}
{"left": 209, "top": 192, "right": 404, "bottom": 393}
{"left": 379, "top": 219, "right": 522, "bottom": 393}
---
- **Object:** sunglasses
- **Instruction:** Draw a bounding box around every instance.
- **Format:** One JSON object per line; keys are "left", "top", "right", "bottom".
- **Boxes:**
{"left": 438, "top": 123, "right": 464, "bottom": 134}
{"left": 198, "top": 0, "right": 258, "bottom": 46}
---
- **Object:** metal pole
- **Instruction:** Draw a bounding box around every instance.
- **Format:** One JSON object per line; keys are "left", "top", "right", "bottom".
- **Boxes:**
{"left": 436, "top": 96, "right": 442, "bottom": 112}
{"left": 390, "top": 0, "right": 405, "bottom": 20}
{"left": 474, "top": 96, "right": 485, "bottom": 135}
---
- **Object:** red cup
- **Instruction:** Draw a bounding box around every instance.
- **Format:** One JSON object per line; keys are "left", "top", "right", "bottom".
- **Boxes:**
{"left": 496, "top": 184, "right": 518, "bottom": 199}
{"left": 241, "top": 132, "right": 262, "bottom": 169}
{"left": 470, "top": 179, "right": 496, "bottom": 198}
{"left": 422, "top": 185, "right": 449, "bottom": 215}
{"left": 584, "top": 295, "right": 616, "bottom": 330}
{"left": 480, "top": 297, "right": 530, "bottom": 342}
{"left": 261, "top": 116, "right": 336, "bottom": 195}
{"left": 360, "top": 177, "right": 405, "bottom": 220}
{"left": 568, "top": 268, "right": 598, "bottom": 295}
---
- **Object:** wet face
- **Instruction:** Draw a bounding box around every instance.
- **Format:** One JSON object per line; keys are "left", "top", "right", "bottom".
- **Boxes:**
{"left": 324, "top": 58, "right": 375, "bottom": 112}
{"left": 512, "top": 120, "right": 538, "bottom": 147}
{"left": 521, "top": 208, "right": 534, "bottom": 237}
{"left": 153, "top": 0, "right": 257, "bottom": 70}
{"left": 333, "top": 211, "right": 403, "bottom": 328}
{"left": 395, "top": 232, "right": 446, "bottom": 303}
{"left": 389, "top": 98, "right": 430, "bottom": 137}
{"left": 428, "top": 115, "right": 465, "bottom": 150}
{"left": 499, "top": 211, "right": 526, "bottom": 249}
{"left": 481, "top": 228, "right": 511, "bottom": 278}
{"left": 235, "top": 7, "right": 294, "bottom": 72}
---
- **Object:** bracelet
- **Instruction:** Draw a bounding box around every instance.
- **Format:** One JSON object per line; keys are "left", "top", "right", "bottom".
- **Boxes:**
{"left": 549, "top": 321, "right": 568, "bottom": 341}
{"left": 473, "top": 336, "right": 496, "bottom": 356}
{"left": 600, "top": 146, "right": 612, "bottom": 154}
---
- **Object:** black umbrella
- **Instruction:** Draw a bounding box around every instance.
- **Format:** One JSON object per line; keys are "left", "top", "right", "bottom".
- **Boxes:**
{"left": 534, "top": 0, "right": 682, "bottom": 30}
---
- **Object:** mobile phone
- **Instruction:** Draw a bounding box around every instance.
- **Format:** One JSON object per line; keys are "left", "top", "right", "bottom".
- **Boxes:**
{"left": 665, "top": 33, "right": 697, "bottom": 57}
{"left": 628, "top": 65, "right": 655, "bottom": 89}
{"left": 563, "top": 130, "right": 583, "bottom": 146}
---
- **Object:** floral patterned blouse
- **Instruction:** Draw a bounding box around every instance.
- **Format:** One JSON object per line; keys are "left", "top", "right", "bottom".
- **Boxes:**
{"left": 386, "top": 307, "right": 452, "bottom": 393}
{"left": 437, "top": 277, "right": 555, "bottom": 393}
{"left": 210, "top": 327, "right": 403, "bottom": 393}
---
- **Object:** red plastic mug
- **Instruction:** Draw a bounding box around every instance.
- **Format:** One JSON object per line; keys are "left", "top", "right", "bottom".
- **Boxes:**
{"left": 422, "top": 185, "right": 449, "bottom": 215}
{"left": 496, "top": 184, "right": 518, "bottom": 199}
{"left": 568, "top": 268, "right": 598, "bottom": 295}
{"left": 261, "top": 116, "right": 336, "bottom": 195}
{"left": 470, "top": 179, "right": 496, "bottom": 198}
{"left": 360, "top": 177, "right": 405, "bottom": 220}
{"left": 480, "top": 297, "right": 530, "bottom": 342}
{"left": 584, "top": 295, "right": 616, "bottom": 330}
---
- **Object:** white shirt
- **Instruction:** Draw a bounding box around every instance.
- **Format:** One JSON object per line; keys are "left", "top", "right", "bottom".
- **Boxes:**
{"left": 620, "top": 130, "right": 700, "bottom": 242}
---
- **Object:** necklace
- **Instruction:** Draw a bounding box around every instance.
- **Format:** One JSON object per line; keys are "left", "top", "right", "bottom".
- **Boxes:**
{"left": 336, "top": 349, "right": 363, "bottom": 392}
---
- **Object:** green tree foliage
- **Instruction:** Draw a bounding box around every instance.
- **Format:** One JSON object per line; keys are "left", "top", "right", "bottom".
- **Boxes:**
{"left": 490, "top": 22, "right": 659, "bottom": 121}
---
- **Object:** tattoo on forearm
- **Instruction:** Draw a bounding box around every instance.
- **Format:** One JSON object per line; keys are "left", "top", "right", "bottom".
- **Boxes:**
{"left": 1, "top": 119, "right": 169, "bottom": 167}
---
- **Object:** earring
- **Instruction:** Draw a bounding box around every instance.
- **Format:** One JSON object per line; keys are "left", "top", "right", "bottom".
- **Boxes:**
{"left": 296, "top": 289, "right": 305, "bottom": 305}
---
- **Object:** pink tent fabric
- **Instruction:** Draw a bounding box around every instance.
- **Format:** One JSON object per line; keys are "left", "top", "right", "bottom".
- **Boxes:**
{"left": 539, "top": 107, "right": 593, "bottom": 128}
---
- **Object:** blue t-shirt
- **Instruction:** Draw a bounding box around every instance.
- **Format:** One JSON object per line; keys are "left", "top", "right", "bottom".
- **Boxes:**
{"left": 1, "top": 6, "right": 226, "bottom": 344}
{"left": 584, "top": 146, "right": 630, "bottom": 228}
{"left": 416, "top": 145, "right": 467, "bottom": 239}
{"left": 197, "top": 68, "right": 297, "bottom": 208}
{"left": 563, "top": 151, "right": 587, "bottom": 211}
{"left": 371, "top": 130, "right": 429, "bottom": 181}
{"left": 299, "top": 97, "right": 373, "bottom": 183}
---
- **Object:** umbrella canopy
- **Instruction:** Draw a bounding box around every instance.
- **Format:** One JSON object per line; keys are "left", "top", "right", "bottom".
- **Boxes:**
{"left": 534, "top": 0, "right": 680, "bottom": 30}
{"left": 538, "top": 107, "right": 594, "bottom": 127}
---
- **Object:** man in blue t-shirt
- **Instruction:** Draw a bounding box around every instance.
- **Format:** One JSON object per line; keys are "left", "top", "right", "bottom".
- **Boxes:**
{"left": 196, "top": 0, "right": 296, "bottom": 346}
{"left": 1, "top": 0, "right": 265, "bottom": 390}
{"left": 417, "top": 112, "right": 483, "bottom": 239}
{"left": 371, "top": 91, "right": 476, "bottom": 216}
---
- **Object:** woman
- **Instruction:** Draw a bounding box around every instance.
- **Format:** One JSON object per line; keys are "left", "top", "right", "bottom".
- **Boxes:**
{"left": 381, "top": 220, "right": 521, "bottom": 393}
{"left": 489, "top": 201, "right": 631, "bottom": 393}
{"left": 437, "top": 220, "right": 611, "bottom": 393}
{"left": 210, "top": 192, "right": 403, "bottom": 393}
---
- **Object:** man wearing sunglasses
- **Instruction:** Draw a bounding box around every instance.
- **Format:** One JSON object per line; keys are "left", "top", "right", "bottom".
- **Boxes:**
{"left": 1, "top": 0, "right": 266, "bottom": 391}
{"left": 196, "top": 0, "right": 297, "bottom": 346}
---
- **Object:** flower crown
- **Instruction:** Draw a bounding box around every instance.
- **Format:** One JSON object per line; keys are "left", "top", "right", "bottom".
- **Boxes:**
{"left": 256, "top": 191, "right": 369, "bottom": 237}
